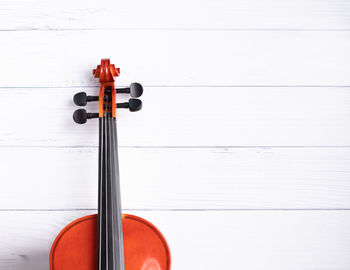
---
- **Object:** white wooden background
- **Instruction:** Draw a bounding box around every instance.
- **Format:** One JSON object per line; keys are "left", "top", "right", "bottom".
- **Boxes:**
{"left": 1, "top": 0, "right": 350, "bottom": 269}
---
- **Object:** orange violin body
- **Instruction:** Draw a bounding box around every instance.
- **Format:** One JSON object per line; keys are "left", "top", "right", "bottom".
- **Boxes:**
{"left": 50, "top": 214, "right": 170, "bottom": 270}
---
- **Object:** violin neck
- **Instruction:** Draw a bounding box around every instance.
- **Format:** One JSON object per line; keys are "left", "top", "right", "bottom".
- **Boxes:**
{"left": 97, "top": 116, "right": 125, "bottom": 270}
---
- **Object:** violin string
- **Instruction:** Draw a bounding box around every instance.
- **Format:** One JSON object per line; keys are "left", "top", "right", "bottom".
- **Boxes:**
{"left": 101, "top": 110, "right": 108, "bottom": 270}
{"left": 107, "top": 94, "right": 114, "bottom": 270}
{"left": 109, "top": 110, "right": 114, "bottom": 269}
{"left": 110, "top": 107, "right": 117, "bottom": 269}
{"left": 111, "top": 101, "right": 125, "bottom": 269}
{"left": 98, "top": 112, "right": 104, "bottom": 270}
{"left": 99, "top": 90, "right": 107, "bottom": 270}
{"left": 105, "top": 92, "right": 110, "bottom": 270}
{"left": 110, "top": 109, "right": 116, "bottom": 269}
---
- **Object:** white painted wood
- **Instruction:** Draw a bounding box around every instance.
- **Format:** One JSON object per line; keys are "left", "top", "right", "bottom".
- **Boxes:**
{"left": 0, "top": 31, "right": 349, "bottom": 87}
{"left": 0, "top": 0, "right": 349, "bottom": 268}
{"left": 1, "top": 87, "right": 350, "bottom": 147}
{"left": 1, "top": 210, "right": 350, "bottom": 269}
{"left": 1, "top": 0, "right": 350, "bottom": 30}
{"left": 1, "top": 147, "right": 350, "bottom": 210}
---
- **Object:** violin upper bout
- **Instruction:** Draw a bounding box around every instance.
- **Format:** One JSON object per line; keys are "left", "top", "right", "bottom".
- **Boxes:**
{"left": 50, "top": 214, "right": 171, "bottom": 270}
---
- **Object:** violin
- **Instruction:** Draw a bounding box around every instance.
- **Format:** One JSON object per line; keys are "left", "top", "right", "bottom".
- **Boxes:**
{"left": 50, "top": 59, "right": 171, "bottom": 270}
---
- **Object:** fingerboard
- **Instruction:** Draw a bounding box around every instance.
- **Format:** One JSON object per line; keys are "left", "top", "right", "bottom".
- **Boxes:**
{"left": 97, "top": 116, "right": 125, "bottom": 270}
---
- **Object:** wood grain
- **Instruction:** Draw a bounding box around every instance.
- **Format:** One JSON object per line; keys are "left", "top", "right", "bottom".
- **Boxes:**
{"left": 1, "top": 147, "right": 349, "bottom": 210}
{"left": 1, "top": 210, "right": 350, "bottom": 270}
{"left": 1, "top": 87, "right": 349, "bottom": 147}
{"left": 0, "top": 0, "right": 349, "bottom": 30}
{"left": 0, "top": 31, "right": 349, "bottom": 87}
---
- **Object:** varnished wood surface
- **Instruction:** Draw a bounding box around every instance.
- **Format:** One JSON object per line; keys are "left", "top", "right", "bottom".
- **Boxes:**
{"left": 50, "top": 214, "right": 170, "bottom": 270}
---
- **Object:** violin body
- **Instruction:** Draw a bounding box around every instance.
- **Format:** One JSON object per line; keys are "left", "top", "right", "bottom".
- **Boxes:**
{"left": 50, "top": 214, "right": 170, "bottom": 270}
{"left": 50, "top": 59, "right": 171, "bottom": 270}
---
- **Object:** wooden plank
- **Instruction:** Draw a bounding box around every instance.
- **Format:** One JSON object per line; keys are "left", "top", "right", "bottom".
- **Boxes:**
{"left": 1, "top": 147, "right": 350, "bottom": 210}
{"left": 1, "top": 210, "right": 350, "bottom": 269}
{"left": 0, "top": 0, "right": 350, "bottom": 30}
{"left": 1, "top": 87, "right": 350, "bottom": 147}
{"left": 0, "top": 31, "right": 350, "bottom": 87}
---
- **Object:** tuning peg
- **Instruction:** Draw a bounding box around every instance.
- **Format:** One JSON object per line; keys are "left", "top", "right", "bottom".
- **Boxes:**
{"left": 116, "top": 83, "right": 143, "bottom": 97}
{"left": 117, "top": 98, "right": 142, "bottom": 112}
{"left": 73, "top": 92, "right": 99, "bottom": 106}
{"left": 73, "top": 109, "right": 99, "bottom": 124}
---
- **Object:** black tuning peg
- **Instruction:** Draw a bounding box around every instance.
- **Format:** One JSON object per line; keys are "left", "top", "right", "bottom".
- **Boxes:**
{"left": 73, "top": 92, "right": 99, "bottom": 106}
{"left": 116, "top": 83, "right": 143, "bottom": 97}
{"left": 117, "top": 98, "right": 142, "bottom": 112}
{"left": 73, "top": 109, "right": 99, "bottom": 124}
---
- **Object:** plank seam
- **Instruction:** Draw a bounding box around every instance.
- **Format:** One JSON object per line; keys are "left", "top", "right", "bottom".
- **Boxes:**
{"left": 1, "top": 208, "right": 350, "bottom": 212}
{"left": 1, "top": 145, "right": 350, "bottom": 149}
{"left": 1, "top": 28, "right": 350, "bottom": 32}
{"left": 1, "top": 85, "right": 350, "bottom": 89}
